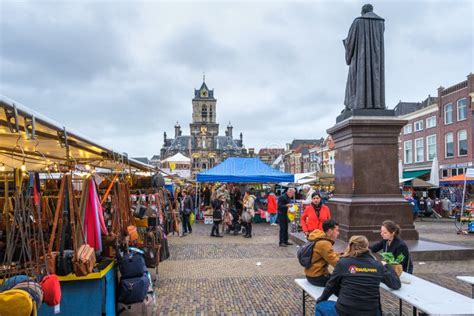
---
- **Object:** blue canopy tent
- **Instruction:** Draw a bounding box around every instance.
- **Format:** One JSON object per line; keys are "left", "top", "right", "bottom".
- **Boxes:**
{"left": 196, "top": 157, "right": 294, "bottom": 183}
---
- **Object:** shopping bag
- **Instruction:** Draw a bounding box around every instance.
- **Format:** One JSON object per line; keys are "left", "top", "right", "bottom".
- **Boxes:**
{"left": 190, "top": 212, "right": 195, "bottom": 226}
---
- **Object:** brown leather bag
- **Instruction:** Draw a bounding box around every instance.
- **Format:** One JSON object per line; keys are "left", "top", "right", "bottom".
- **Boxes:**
{"left": 127, "top": 225, "right": 138, "bottom": 241}
{"left": 73, "top": 244, "right": 96, "bottom": 276}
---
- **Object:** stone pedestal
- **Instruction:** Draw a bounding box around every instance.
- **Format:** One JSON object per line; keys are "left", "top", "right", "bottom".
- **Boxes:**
{"left": 326, "top": 116, "right": 419, "bottom": 241}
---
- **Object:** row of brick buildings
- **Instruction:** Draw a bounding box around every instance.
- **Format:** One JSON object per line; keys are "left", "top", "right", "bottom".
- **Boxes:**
{"left": 257, "top": 138, "right": 336, "bottom": 175}
{"left": 256, "top": 74, "right": 473, "bottom": 182}
{"left": 397, "top": 73, "right": 474, "bottom": 179}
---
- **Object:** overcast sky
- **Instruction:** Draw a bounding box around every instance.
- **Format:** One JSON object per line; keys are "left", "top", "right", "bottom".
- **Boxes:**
{"left": 1, "top": 0, "right": 472, "bottom": 158}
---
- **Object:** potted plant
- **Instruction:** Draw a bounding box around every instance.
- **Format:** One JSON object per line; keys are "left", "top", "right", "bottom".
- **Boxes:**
{"left": 380, "top": 252, "right": 404, "bottom": 276}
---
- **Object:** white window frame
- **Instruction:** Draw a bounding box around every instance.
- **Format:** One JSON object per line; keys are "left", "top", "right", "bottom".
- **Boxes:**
{"left": 404, "top": 140, "right": 413, "bottom": 164}
{"left": 445, "top": 132, "right": 454, "bottom": 158}
{"left": 426, "top": 134, "right": 436, "bottom": 161}
{"left": 414, "top": 120, "right": 423, "bottom": 132}
{"left": 426, "top": 116, "right": 436, "bottom": 129}
{"left": 457, "top": 98, "right": 467, "bottom": 121}
{"left": 458, "top": 129, "right": 468, "bottom": 157}
{"left": 415, "top": 138, "right": 424, "bottom": 163}
{"left": 403, "top": 124, "right": 412, "bottom": 135}
{"left": 444, "top": 103, "right": 453, "bottom": 125}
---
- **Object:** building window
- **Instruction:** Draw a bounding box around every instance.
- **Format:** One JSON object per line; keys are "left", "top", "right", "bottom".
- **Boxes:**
{"left": 457, "top": 98, "right": 467, "bottom": 121}
{"left": 442, "top": 169, "right": 448, "bottom": 178}
{"left": 201, "top": 105, "right": 207, "bottom": 121}
{"left": 403, "top": 124, "right": 412, "bottom": 135}
{"left": 445, "top": 133, "right": 454, "bottom": 158}
{"left": 458, "top": 168, "right": 464, "bottom": 175}
{"left": 426, "top": 116, "right": 436, "bottom": 129}
{"left": 426, "top": 134, "right": 436, "bottom": 161}
{"left": 452, "top": 168, "right": 458, "bottom": 176}
{"left": 209, "top": 106, "right": 213, "bottom": 121}
{"left": 415, "top": 138, "right": 424, "bottom": 162}
{"left": 404, "top": 140, "right": 413, "bottom": 164}
{"left": 458, "top": 129, "right": 468, "bottom": 156}
{"left": 414, "top": 120, "right": 423, "bottom": 132}
{"left": 444, "top": 103, "right": 453, "bottom": 124}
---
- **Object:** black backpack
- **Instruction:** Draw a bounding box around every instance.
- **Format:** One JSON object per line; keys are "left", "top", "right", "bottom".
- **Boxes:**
{"left": 297, "top": 240, "right": 317, "bottom": 268}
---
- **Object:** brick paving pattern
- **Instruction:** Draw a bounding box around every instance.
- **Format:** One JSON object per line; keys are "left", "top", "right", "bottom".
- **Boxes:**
{"left": 156, "top": 220, "right": 473, "bottom": 315}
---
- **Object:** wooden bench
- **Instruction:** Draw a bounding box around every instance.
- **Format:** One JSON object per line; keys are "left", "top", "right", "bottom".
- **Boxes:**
{"left": 294, "top": 279, "right": 337, "bottom": 316}
{"left": 381, "top": 272, "right": 474, "bottom": 315}
{"left": 456, "top": 276, "right": 474, "bottom": 299}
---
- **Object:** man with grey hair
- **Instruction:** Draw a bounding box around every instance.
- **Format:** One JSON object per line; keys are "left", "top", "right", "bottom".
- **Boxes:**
{"left": 302, "top": 184, "right": 315, "bottom": 206}
{"left": 277, "top": 188, "right": 295, "bottom": 247}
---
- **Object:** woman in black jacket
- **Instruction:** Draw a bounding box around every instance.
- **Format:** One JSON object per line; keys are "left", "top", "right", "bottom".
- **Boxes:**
{"left": 211, "top": 196, "right": 224, "bottom": 237}
{"left": 370, "top": 220, "right": 413, "bottom": 273}
{"left": 317, "top": 235, "right": 401, "bottom": 316}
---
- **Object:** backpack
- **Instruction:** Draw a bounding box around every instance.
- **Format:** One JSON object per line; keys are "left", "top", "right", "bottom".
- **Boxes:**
{"left": 297, "top": 240, "right": 317, "bottom": 268}
{"left": 315, "top": 301, "right": 338, "bottom": 316}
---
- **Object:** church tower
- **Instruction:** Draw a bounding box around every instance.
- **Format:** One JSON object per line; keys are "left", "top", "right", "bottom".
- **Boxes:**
{"left": 190, "top": 76, "right": 219, "bottom": 150}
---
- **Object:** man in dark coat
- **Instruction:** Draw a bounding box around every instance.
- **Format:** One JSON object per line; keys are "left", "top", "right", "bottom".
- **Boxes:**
{"left": 277, "top": 188, "right": 295, "bottom": 247}
{"left": 344, "top": 4, "right": 385, "bottom": 110}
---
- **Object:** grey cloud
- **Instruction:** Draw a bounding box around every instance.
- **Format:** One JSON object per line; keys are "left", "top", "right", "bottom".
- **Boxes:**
{"left": 0, "top": 1, "right": 472, "bottom": 157}
{"left": 161, "top": 28, "right": 237, "bottom": 71}
{"left": 0, "top": 2, "right": 134, "bottom": 87}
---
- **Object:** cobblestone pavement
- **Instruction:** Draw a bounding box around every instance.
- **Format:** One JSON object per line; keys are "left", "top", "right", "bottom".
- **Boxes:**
{"left": 156, "top": 221, "right": 474, "bottom": 315}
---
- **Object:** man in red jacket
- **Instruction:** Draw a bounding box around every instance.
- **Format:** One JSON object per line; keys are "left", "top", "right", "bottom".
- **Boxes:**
{"left": 301, "top": 192, "right": 331, "bottom": 235}
{"left": 267, "top": 192, "right": 278, "bottom": 226}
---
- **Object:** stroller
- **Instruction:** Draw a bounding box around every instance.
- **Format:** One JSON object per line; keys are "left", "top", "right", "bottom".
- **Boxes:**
{"left": 225, "top": 208, "right": 242, "bottom": 235}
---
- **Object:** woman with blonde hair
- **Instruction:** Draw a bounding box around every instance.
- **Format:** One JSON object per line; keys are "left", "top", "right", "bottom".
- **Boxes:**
{"left": 316, "top": 235, "right": 401, "bottom": 316}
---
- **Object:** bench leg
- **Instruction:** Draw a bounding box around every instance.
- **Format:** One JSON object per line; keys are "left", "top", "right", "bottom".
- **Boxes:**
{"left": 399, "top": 299, "right": 403, "bottom": 316}
{"left": 302, "top": 289, "right": 306, "bottom": 316}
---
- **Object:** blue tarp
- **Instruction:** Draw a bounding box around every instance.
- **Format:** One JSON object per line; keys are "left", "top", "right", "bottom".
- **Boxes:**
{"left": 196, "top": 157, "right": 294, "bottom": 183}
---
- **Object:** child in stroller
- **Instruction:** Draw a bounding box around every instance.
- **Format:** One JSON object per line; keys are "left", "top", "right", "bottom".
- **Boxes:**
{"left": 225, "top": 208, "right": 243, "bottom": 235}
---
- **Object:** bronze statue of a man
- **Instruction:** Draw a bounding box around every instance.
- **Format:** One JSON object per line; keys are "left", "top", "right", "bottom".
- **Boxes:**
{"left": 344, "top": 4, "right": 385, "bottom": 111}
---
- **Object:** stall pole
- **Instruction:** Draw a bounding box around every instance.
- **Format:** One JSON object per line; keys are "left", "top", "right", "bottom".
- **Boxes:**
{"left": 195, "top": 182, "right": 199, "bottom": 213}
{"left": 459, "top": 168, "right": 467, "bottom": 232}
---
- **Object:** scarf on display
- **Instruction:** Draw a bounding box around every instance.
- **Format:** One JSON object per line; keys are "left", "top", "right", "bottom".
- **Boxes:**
{"left": 80, "top": 177, "right": 108, "bottom": 252}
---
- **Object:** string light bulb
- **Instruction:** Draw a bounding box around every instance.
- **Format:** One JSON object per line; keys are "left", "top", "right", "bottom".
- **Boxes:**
{"left": 20, "top": 159, "right": 26, "bottom": 172}
{"left": 0, "top": 164, "right": 5, "bottom": 172}
{"left": 85, "top": 164, "right": 91, "bottom": 171}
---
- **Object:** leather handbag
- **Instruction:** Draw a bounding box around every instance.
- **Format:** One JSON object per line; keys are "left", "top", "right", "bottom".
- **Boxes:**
{"left": 127, "top": 225, "right": 139, "bottom": 242}
{"left": 56, "top": 250, "right": 74, "bottom": 276}
{"left": 73, "top": 244, "right": 96, "bottom": 276}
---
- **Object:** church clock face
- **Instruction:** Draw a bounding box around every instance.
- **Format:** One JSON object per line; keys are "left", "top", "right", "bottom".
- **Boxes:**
{"left": 201, "top": 89, "right": 208, "bottom": 97}
{"left": 200, "top": 126, "right": 207, "bottom": 135}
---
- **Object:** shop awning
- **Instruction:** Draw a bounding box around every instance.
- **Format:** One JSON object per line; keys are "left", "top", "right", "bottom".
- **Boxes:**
{"left": 0, "top": 95, "right": 156, "bottom": 172}
{"left": 439, "top": 174, "right": 474, "bottom": 185}
{"left": 196, "top": 157, "right": 294, "bottom": 183}
{"left": 402, "top": 170, "right": 430, "bottom": 179}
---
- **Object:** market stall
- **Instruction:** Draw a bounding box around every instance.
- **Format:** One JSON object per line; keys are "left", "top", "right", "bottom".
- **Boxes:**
{"left": 196, "top": 157, "right": 294, "bottom": 224}
{"left": 0, "top": 96, "right": 172, "bottom": 315}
